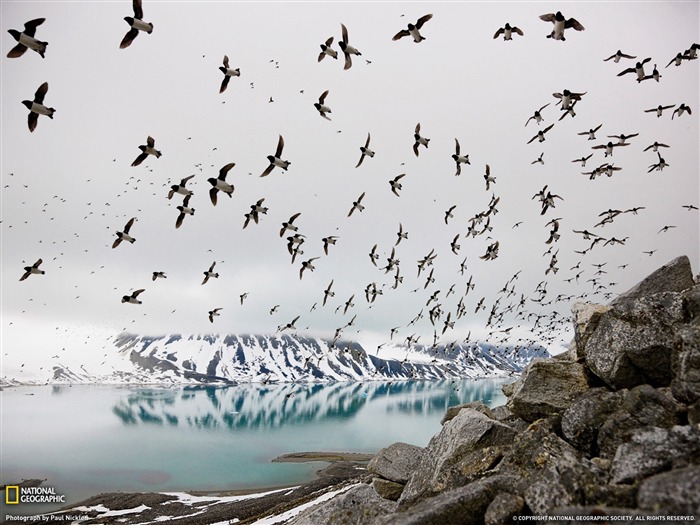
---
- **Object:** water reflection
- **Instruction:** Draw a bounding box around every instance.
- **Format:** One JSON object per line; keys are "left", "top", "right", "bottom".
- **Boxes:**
{"left": 109, "top": 378, "right": 510, "bottom": 431}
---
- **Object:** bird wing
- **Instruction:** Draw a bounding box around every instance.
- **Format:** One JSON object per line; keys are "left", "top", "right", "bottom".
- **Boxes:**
{"left": 124, "top": 217, "right": 135, "bottom": 233}
{"left": 27, "top": 112, "right": 39, "bottom": 133}
{"left": 131, "top": 152, "right": 147, "bottom": 166}
{"left": 341, "top": 23, "right": 349, "bottom": 44}
{"left": 319, "top": 90, "right": 329, "bottom": 104}
{"left": 565, "top": 18, "right": 585, "bottom": 31}
{"left": 133, "top": 0, "right": 144, "bottom": 19}
{"left": 219, "top": 162, "right": 235, "bottom": 179}
{"left": 24, "top": 18, "right": 46, "bottom": 37}
{"left": 415, "top": 14, "right": 433, "bottom": 29}
{"left": 392, "top": 29, "right": 410, "bottom": 41}
{"left": 209, "top": 187, "right": 218, "bottom": 206}
{"left": 223, "top": 54, "right": 229, "bottom": 68}
{"left": 7, "top": 43, "right": 28, "bottom": 58}
{"left": 275, "top": 134, "right": 285, "bottom": 157}
{"left": 493, "top": 27, "right": 504, "bottom": 39}
{"left": 220, "top": 75, "right": 230, "bottom": 93}
{"left": 120, "top": 28, "right": 139, "bottom": 49}
{"left": 539, "top": 13, "right": 556, "bottom": 22}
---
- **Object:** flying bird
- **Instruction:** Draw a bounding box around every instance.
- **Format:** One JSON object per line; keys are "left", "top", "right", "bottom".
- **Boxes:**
{"left": 121, "top": 289, "right": 145, "bottom": 304}
{"left": 552, "top": 90, "right": 585, "bottom": 110}
{"left": 644, "top": 104, "right": 676, "bottom": 118}
{"left": 318, "top": 36, "right": 338, "bottom": 61}
{"left": 219, "top": 55, "right": 240, "bottom": 93}
{"left": 167, "top": 174, "right": 195, "bottom": 199}
{"left": 175, "top": 194, "right": 194, "bottom": 228}
{"left": 280, "top": 213, "right": 301, "bottom": 237}
{"left": 202, "top": 262, "right": 219, "bottom": 285}
{"left": 120, "top": 0, "right": 153, "bottom": 49}
{"left": 112, "top": 217, "right": 137, "bottom": 248}
{"left": 131, "top": 136, "right": 161, "bottom": 167}
{"left": 527, "top": 123, "right": 554, "bottom": 144}
{"left": 355, "top": 133, "right": 375, "bottom": 168}
{"left": 452, "top": 139, "right": 470, "bottom": 175}
{"left": 7, "top": 18, "right": 47, "bottom": 58}
{"left": 525, "top": 104, "right": 550, "bottom": 126}
{"left": 493, "top": 23, "right": 524, "bottom": 40}
{"left": 617, "top": 57, "right": 652, "bottom": 82}
{"left": 339, "top": 23, "right": 362, "bottom": 70}
{"left": 260, "top": 135, "right": 290, "bottom": 176}
{"left": 22, "top": 82, "right": 55, "bottom": 132}
{"left": 299, "top": 257, "right": 319, "bottom": 280}
{"left": 348, "top": 192, "right": 366, "bottom": 216}
{"left": 208, "top": 162, "right": 236, "bottom": 205}
{"left": 390, "top": 174, "right": 406, "bottom": 196}
{"left": 19, "top": 259, "right": 44, "bottom": 281}
{"left": 322, "top": 236, "right": 338, "bottom": 255}
{"left": 208, "top": 308, "right": 222, "bottom": 323}
{"left": 392, "top": 14, "right": 433, "bottom": 42}
{"left": 152, "top": 271, "right": 167, "bottom": 281}
{"left": 413, "top": 123, "right": 430, "bottom": 156}
{"left": 672, "top": 103, "right": 692, "bottom": 119}
{"left": 539, "top": 11, "right": 584, "bottom": 40}
{"left": 314, "top": 90, "right": 332, "bottom": 120}
{"left": 577, "top": 124, "right": 602, "bottom": 140}
{"left": 603, "top": 50, "right": 636, "bottom": 63}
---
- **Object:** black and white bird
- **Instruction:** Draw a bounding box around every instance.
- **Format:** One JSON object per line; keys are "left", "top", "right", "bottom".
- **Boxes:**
{"left": 672, "top": 103, "right": 692, "bottom": 120}
{"left": 280, "top": 213, "right": 301, "bottom": 237}
{"left": 175, "top": 194, "right": 194, "bottom": 229}
{"left": 617, "top": 57, "right": 652, "bottom": 82}
{"left": 592, "top": 141, "right": 629, "bottom": 157}
{"left": 322, "top": 236, "right": 338, "bottom": 255}
{"left": 603, "top": 50, "right": 636, "bottom": 63}
{"left": 314, "top": 90, "right": 332, "bottom": 120}
{"left": 525, "top": 103, "right": 550, "bottom": 126}
{"left": 7, "top": 18, "right": 47, "bottom": 58}
{"left": 152, "top": 271, "right": 167, "bottom": 281}
{"left": 644, "top": 104, "right": 676, "bottom": 118}
{"left": 390, "top": 174, "right": 406, "bottom": 196}
{"left": 355, "top": 133, "right": 375, "bottom": 168}
{"left": 120, "top": 0, "right": 153, "bottom": 49}
{"left": 19, "top": 259, "right": 44, "bottom": 281}
{"left": 339, "top": 23, "right": 362, "bottom": 70}
{"left": 527, "top": 123, "right": 554, "bottom": 144}
{"left": 167, "top": 174, "right": 195, "bottom": 199}
{"left": 452, "top": 138, "right": 470, "bottom": 175}
{"left": 493, "top": 23, "right": 524, "bottom": 40}
{"left": 208, "top": 308, "right": 222, "bottom": 323}
{"left": 131, "top": 136, "right": 161, "bottom": 167}
{"left": 121, "top": 289, "right": 145, "bottom": 304}
{"left": 22, "top": 82, "right": 54, "bottom": 132}
{"left": 577, "top": 124, "right": 602, "bottom": 140}
{"left": 202, "top": 262, "right": 219, "bottom": 285}
{"left": 260, "top": 135, "right": 290, "bottom": 176}
{"left": 208, "top": 162, "right": 236, "bottom": 205}
{"left": 413, "top": 123, "right": 430, "bottom": 156}
{"left": 553, "top": 90, "right": 586, "bottom": 110}
{"left": 539, "top": 11, "right": 584, "bottom": 41}
{"left": 348, "top": 192, "right": 366, "bottom": 216}
{"left": 112, "top": 217, "right": 137, "bottom": 248}
{"left": 219, "top": 55, "right": 240, "bottom": 93}
{"left": 299, "top": 257, "right": 319, "bottom": 280}
{"left": 392, "top": 14, "right": 433, "bottom": 42}
{"left": 318, "top": 36, "right": 338, "bottom": 61}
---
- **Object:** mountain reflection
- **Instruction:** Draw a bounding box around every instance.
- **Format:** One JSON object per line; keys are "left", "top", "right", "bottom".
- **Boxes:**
{"left": 110, "top": 379, "right": 510, "bottom": 431}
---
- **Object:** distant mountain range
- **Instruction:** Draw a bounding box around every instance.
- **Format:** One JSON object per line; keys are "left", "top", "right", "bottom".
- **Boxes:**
{"left": 40, "top": 332, "right": 549, "bottom": 385}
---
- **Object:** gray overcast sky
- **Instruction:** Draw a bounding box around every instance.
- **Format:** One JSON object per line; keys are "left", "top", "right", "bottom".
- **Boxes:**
{"left": 2, "top": 1, "right": 699, "bottom": 362}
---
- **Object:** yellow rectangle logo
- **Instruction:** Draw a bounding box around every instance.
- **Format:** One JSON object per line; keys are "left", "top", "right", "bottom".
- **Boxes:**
{"left": 5, "top": 485, "right": 19, "bottom": 504}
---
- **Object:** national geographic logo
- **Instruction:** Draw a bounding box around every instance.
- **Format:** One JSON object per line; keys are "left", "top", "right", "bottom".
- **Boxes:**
{"left": 5, "top": 486, "right": 66, "bottom": 504}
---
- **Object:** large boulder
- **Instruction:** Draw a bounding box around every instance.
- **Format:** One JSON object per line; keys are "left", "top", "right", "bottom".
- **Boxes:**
{"left": 571, "top": 302, "right": 611, "bottom": 357}
{"left": 398, "top": 409, "right": 518, "bottom": 508}
{"left": 367, "top": 442, "right": 425, "bottom": 485}
{"left": 582, "top": 291, "right": 685, "bottom": 389}
{"left": 441, "top": 401, "right": 494, "bottom": 425}
{"left": 671, "top": 323, "right": 700, "bottom": 404}
{"left": 609, "top": 255, "right": 695, "bottom": 306}
{"left": 561, "top": 387, "right": 623, "bottom": 456}
{"left": 637, "top": 465, "right": 700, "bottom": 515}
{"left": 610, "top": 425, "right": 700, "bottom": 484}
{"left": 506, "top": 359, "right": 590, "bottom": 422}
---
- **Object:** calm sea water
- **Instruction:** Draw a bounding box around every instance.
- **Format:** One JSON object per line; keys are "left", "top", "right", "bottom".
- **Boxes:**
{"left": 1, "top": 378, "right": 510, "bottom": 515}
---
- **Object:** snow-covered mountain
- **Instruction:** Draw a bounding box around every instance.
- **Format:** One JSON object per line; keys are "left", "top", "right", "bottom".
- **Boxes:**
{"left": 2, "top": 332, "right": 549, "bottom": 386}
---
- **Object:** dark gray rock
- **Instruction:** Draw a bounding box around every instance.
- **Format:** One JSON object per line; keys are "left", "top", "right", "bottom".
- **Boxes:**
{"left": 441, "top": 401, "right": 494, "bottom": 425}
{"left": 597, "top": 385, "right": 684, "bottom": 458}
{"left": 572, "top": 302, "right": 611, "bottom": 357}
{"left": 398, "top": 409, "right": 518, "bottom": 508}
{"left": 637, "top": 465, "right": 700, "bottom": 515}
{"left": 583, "top": 292, "right": 685, "bottom": 389}
{"left": 610, "top": 425, "right": 700, "bottom": 484}
{"left": 372, "top": 477, "right": 405, "bottom": 501}
{"left": 689, "top": 399, "right": 700, "bottom": 427}
{"left": 498, "top": 419, "right": 605, "bottom": 515}
{"left": 682, "top": 284, "right": 700, "bottom": 322}
{"left": 288, "top": 483, "right": 397, "bottom": 525}
{"left": 671, "top": 323, "right": 700, "bottom": 404}
{"left": 506, "top": 359, "right": 590, "bottom": 422}
{"left": 609, "top": 255, "right": 695, "bottom": 306}
{"left": 561, "top": 387, "right": 622, "bottom": 456}
{"left": 491, "top": 405, "right": 512, "bottom": 421}
{"left": 484, "top": 492, "right": 525, "bottom": 525}
{"left": 367, "top": 442, "right": 425, "bottom": 485}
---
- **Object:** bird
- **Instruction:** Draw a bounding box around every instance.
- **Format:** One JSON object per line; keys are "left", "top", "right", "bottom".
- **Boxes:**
{"left": 389, "top": 174, "right": 406, "bottom": 196}
{"left": 452, "top": 138, "right": 470, "bottom": 175}
{"left": 260, "top": 135, "right": 290, "bottom": 176}
{"left": 617, "top": 57, "right": 652, "bottom": 82}
{"left": 208, "top": 162, "right": 236, "bottom": 205}
{"left": 175, "top": 194, "right": 194, "bottom": 228}
{"left": 444, "top": 205, "right": 456, "bottom": 224}
{"left": 278, "top": 315, "right": 300, "bottom": 332}
{"left": 643, "top": 141, "right": 670, "bottom": 152}
{"left": 318, "top": 36, "right": 338, "bottom": 61}
{"left": 527, "top": 123, "right": 554, "bottom": 144}
{"left": 219, "top": 55, "right": 240, "bottom": 93}
{"left": 314, "top": 90, "right": 332, "bottom": 120}
{"left": 392, "top": 14, "right": 433, "bottom": 42}
{"left": 7, "top": 18, "right": 47, "bottom": 58}
{"left": 19, "top": 259, "right": 44, "bottom": 281}
{"left": 355, "top": 133, "right": 375, "bottom": 168}
{"left": 112, "top": 217, "right": 137, "bottom": 248}
{"left": 121, "top": 289, "right": 145, "bottom": 304}
{"left": 322, "top": 236, "right": 338, "bottom": 255}
{"left": 322, "top": 280, "right": 335, "bottom": 306}
{"left": 552, "top": 90, "right": 586, "bottom": 110}
{"left": 131, "top": 136, "right": 161, "bottom": 167}
{"left": 480, "top": 241, "right": 500, "bottom": 260}
{"left": 208, "top": 308, "right": 222, "bottom": 323}
{"left": 608, "top": 133, "right": 639, "bottom": 145}
{"left": 202, "top": 262, "right": 219, "bottom": 285}
{"left": 120, "top": 0, "right": 153, "bottom": 49}
{"left": 348, "top": 192, "right": 366, "bottom": 216}
{"left": 167, "top": 174, "right": 195, "bottom": 199}
{"left": 591, "top": 141, "right": 629, "bottom": 157}
{"left": 603, "top": 50, "right": 636, "bottom": 63}
{"left": 22, "top": 82, "right": 55, "bottom": 132}
{"left": 672, "top": 104, "right": 692, "bottom": 119}
{"left": 450, "top": 235, "right": 461, "bottom": 255}
{"left": 395, "top": 223, "right": 408, "bottom": 246}
{"left": 483, "top": 164, "right": 496, "bottom": 190}
{"left": 493, "top": 23, "right": 524, "bottom": 40}
{"left": 413, "top": 123, "right": 430, "bottom": 156}
{"left": 531, "top": 152, "right": 545, "bottom": 165}
{"left": 339, "top": 23, "right": 362, "bottom": 70}
{"left": 299, "top": 257, "right": 319, "bottom": 279}
{"left": 644, "top": 104, "right": 676, "bottom": 118}
{"left": 571, "top": 154, "right": 593, "bottom": 167}
{"left": 666, "top": 52, "right": 685, "bottom": 68}
{"left": 151, "top": 271, "right": 167, "bottom": 281}
{"left": 539, "top": 11, "right": 584, "bottom": 41}
{"left": 577, "top": 124, "right": 602, "bottom": 140}
{"left": 525, "top": 103, "right": 550, "bottom": 126}
{"left": 243, "top": 198, "right": 268, "bottom": 228}
{"left": 368, "top": 244, "right": 379, "bottom": 266}
{"left": 280, "top": 213, "right": 301, "bottom": 237}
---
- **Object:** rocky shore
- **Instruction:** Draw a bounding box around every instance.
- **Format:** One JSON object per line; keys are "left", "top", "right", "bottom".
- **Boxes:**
{"left": 15, "top": 255, "right": 700, "bottom": 524}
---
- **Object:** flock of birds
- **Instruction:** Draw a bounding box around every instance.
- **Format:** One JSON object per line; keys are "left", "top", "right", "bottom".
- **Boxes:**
{"left": 7, "top": 1, "right": 699, "bottom": 371}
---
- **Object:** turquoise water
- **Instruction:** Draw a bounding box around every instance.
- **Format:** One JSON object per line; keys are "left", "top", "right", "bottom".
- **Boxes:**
{"left": 1, "top": 378, "right": 510, "bottom": 514}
